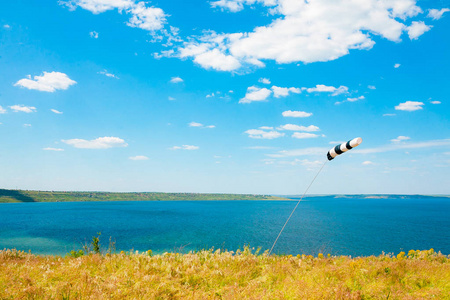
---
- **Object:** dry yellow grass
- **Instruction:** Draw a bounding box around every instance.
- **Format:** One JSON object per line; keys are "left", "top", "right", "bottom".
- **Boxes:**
{"left": 1, "top": 248, "right": 449, "bottom": 299}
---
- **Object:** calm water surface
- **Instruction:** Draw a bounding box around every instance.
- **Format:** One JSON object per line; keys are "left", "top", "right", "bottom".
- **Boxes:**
{"left": 1, "top": 197, "right": 449, "bottom": 256}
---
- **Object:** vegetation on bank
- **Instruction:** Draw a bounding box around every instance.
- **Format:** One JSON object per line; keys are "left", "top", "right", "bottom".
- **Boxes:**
{"left": 0, "top": 189, "right": 288, "bottom": 203}
{"left": 0, "top": 247, "right": 449, "bottom": 299}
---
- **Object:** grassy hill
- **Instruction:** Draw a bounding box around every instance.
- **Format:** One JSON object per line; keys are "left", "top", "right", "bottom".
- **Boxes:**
{"left": 0, "top": 189, "right": 288, "bottom": 203}
{"left": 1, "top": 248, "right": 449, "bottom": 299}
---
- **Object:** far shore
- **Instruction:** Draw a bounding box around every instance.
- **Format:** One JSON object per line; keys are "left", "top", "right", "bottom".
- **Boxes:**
{"left": 1, "top": 188, "right": 448, "bottom": 203}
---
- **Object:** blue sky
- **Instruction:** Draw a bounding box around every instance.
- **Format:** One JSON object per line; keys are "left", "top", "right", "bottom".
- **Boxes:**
{"left": 0, "top": 0, "right": 449, "bottom": 194}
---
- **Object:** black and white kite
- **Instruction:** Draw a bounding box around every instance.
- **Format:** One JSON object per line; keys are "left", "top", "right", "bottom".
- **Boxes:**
{"left": 327, "top": 137, "right": 362, "bottom": 161}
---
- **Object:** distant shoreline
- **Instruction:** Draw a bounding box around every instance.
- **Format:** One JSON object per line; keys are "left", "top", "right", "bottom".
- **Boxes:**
{"left": 0, "top": 189, "right": 288, "bottom": 203}
{"left": 1, "top": 188, "right": 448, "bottom": 203}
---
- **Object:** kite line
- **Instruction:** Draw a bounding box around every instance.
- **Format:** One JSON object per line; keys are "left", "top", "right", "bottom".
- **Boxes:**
{"left": 268, "top": 160, "right": 328, "bottom": 255}
{"left": 268, "top": 137, "right": 363, "bottom": 255}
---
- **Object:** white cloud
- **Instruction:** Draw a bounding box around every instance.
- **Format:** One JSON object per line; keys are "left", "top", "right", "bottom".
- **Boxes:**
{"left": 239, "top": 86, "right": 272, "bottom": 103}
{"left": 259, "top": 126, "right": 274, "bottom": 130}
{"left": 210, "top": 0, "right": 277, "bottom": 12}
{"left": 395, "top": 101, "right": 424, "bottom": 111}
{"left": 51, "top": 109, "right": 63, "bottom": 114}
{"left": 129, "top": 155, "right": 149, "bottom": 160}
{"left": 193, "top": 48, "right": 242, "bottom": 71}
{"left": 168, "top": 96, "right": 176, "bottom": 101}
{"left": 383, "top": 113, "right": 396, "bottom": 117}
{"left": 176, "top": 0, "right": 429, "bottom": 72}
{"left": 89, "top": 31, "right": 99, "bottom": 38}
{"left": 282, "top": 110, "right": 312, "bottom": 118}
{"left": 362, "top": 161, "right": 375, "bottom": 165}
{"left": 60, "top": 0, "right": 134, "bottom": 13}
{"left": 368, "top": 85, "right": 376, "bottom": 90}
{"left": 278, "top": 124, "right": 319, "bottom": 132}
{"left": 43, "top": 147, "right": 64, "bottom": 151}
{"left": 126, "top": 2, "right": 166, "bottom": 31}
{"left": 170, "top": 76, "right": 183, "bottom": 83}
{"left": 0, "top": 106, "right": 6, "bottom": 114}
{"left": 62, "top": 136, "right": 128, "bottom": 149}
{"left": 60, "top": 0, "right": 168, "bottom": 34}
{"left": 189, "top": 121, "right": 215, "bottom": 128}
{"left": 245, "top": 129, "right": 284, "bottom": 139}
{"left": 189, "top": 122, "right": 203, "bottom": 127}
{"left": 3, "top": 24, "right": 11, "bottom": 29}
{"left": 407, "top": 21, "right": 431, "bottom": 40}
{"left": 14, "top": 71, "right": 76, "bottom": 92}
{"left": 23, "top": 124, "right": 32, "bottom": 127}
{"left": 10, "top": 105, "right": 37, "bottom": 113}
{"left": 271, "top": 86, "right": 301, "bottom": 98}
{"left": 391, "top": 136, "right": 410, "bottom": 143}
{"left": 170, "top": 145, "right": 199, "bottom": 150}
{"left": 430, "top": 100, "right": 441, "bottom": 104}
{"left": 292, "top": 132, "right": 319, "bottom": 139}
{"left": 347, "top": 95, "right": 365, "bottom": 102}
{"left": 259, "top": 78, "right": 271, "bottom": 84}
{"left": 394, "top": 63, "right": 401, "bottom": 68}
{"left": 427, "top": 8, "right": 450, "bottom": 20}
{"left": 98, "top": 70, "right": 119, "bottom": 79}
{"left": 305, "top": 85, "right": 348, "bottom": 96}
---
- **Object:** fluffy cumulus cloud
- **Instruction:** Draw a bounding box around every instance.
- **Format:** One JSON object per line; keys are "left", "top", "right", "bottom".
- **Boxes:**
{"left": 395, "top": 101, "right": 424, "bottom": 111}
{"left": 277, "top": 124, "right": 320, "bottom": 132}
{"left": 62, "top": 136, "right": 128, "bottom": 149}
{"left": 391, "top": 136, "right": 411, "bottom": 143}
{"left": 292, "top": 132, "right": 319, "bottom": 139}
{"left": 0, "top": 106, "right": 6, "bottom": 114}
{"left": 9, "top": 105, "right": 37, "bottom": 113}
{"left": 61, "top": 0, "right": 167, "bottom": 31}
{"left": 305, "top": 85, "right": 348, "bottom": 96}
{"left": 129, "top": 155, "right": 149, "bottom": 160}
{"left": 239, "top": 86, "right": 272, "bottom": 103}
{"left": 427, "top": 8, "right": 450, "bottom": 20}
{"left": 126, "top": 1, "right": 166, "bottom": 31}
{"left": 89, "top": 31, "right": 99, "bottom": 38}
{"left": 271, "top": 86, "right": 301, "bottom": 98}
{"left": 394, "top": 63, "right": 401, "bottom": 68}
{"left": 430, "top": 100, "right": 441, "bottom": 104}
{"left": 174, "top": 0, "right": 433, "bottom": 72}
{"left": 14, "top": 72, "right": 76, "bottom": 92}
{"left": 282, "top": 110, "right": 312, "bottom": 118}
{"left": 407, "top": 21, "right": 431, "bottom": 40}
{"left": 170, "top": 145, "right": 199, "bottom": 150}
{"left": 245, "top": 129, "right": 284, "bottom": 139}
{"left": 259, "top": 78, "right": 271, "bottom": 84}
{"left": 210, "top": 0, "right": 277, "bottom": 12}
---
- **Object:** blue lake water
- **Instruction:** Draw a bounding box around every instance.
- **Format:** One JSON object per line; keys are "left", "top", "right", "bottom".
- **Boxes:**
{"left": 1, "top": 197, "right": 449, "bottom": 256}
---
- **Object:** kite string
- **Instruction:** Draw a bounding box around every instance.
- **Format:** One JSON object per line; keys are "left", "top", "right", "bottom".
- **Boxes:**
{"left": 268, "top": 160, "right": 328, "bottom": 255}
